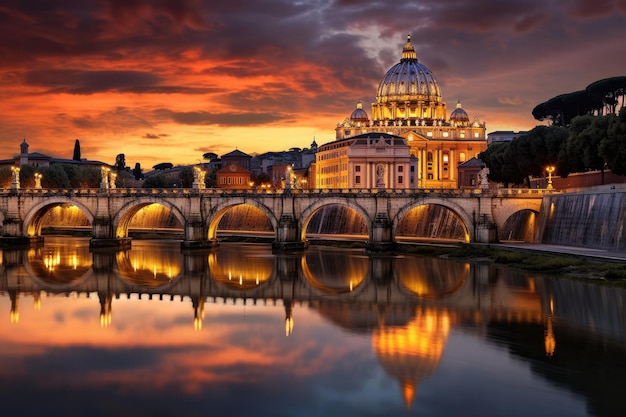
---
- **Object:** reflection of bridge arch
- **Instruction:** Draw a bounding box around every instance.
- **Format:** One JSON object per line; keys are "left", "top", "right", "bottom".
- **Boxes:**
{"left": 23, "top": 261, "right": 95, "bottom": 293}
{"left": 113, "top": 198, "right": 186, "bottom": 239}
{"left": 394, "top": 199, "right": 472, "bottom": 242}
{"left": 113, "top": 249, "right": 185, "bottom": 289}
{"left": 23, "top": 198, "right": 94, "bottom": 237}
{"left": 207, "top": 199, "right": 278, "bottom": 240}
{"left": 206, "top": 246, "right": 275, "bottom": 292}
{"left": 394, "top": 256, "right": 469, "bottom": 298}
{"left": 299, "top": 199, "right": 371, "bottom": 241}
{"left": 300, "top": 249, "right": 369, "bottom": 294}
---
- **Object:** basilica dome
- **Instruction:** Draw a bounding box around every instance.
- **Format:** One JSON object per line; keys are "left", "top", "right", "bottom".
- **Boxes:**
{"left": 350, "top": 101, "right": 369, "bottom": 124}
{"left": 376, "top": 35, "right": 442, "bottom": 105}
{"left": 371, "top": 35, "right": 447, "bottom": 126}
{"left": 450, "top": 101, "right": 470, "bottom": 126}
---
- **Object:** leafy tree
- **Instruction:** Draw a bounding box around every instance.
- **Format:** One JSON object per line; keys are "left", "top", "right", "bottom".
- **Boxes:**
{"left": 39, "top": 164, "right": 71, "bottom": 188}
{"left": 73, "top": 139, "right": 81, "bottom": 161}
{"left": 203, "top": 152, "right": 218, "bottom": 161}
{"left": 0, "top": 167, "right": 11, "bottom": 188}
{"left": 251, "top": 171, "right": 271, "bottom": 186}
{"left": 132, "top": 162, "right": 143, "bottom": 180}
{"left": 114, "top": 153, "right": 126, "bottom": 171}
{"left": 599, "top": 108, "right": 626, "bottom": 175}
{"left": 563, "top": 115, "right": 609, "bottom": 182}
{"left": 17, "top": 164, "right": 36, "bottom": 188}
{"left": 153, "top": 162, "right": 173, "bottom": 170}
{"left": 586, "top": 76, "right": 626, "bottom": 115}
{"left": 115, "top": 169, "right": 135, "bottom": 188}
{"left": 179, "top": 167, "right": 194, "bottom": 188}
{"left": 142, "top": 173, "right": 175, "bottom": 188}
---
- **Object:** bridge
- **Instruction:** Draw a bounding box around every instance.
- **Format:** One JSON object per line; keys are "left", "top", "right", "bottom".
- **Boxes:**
{"left": 0, "top": 187, "right": 552, "bottom": 251}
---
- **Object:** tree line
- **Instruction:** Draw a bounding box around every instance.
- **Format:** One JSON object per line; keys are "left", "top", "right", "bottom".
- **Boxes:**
{"left": 480, "top": 107, "right": 626, "bottom": 187}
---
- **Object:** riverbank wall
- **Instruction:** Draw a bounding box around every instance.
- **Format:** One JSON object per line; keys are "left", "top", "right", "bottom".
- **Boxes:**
{"left": 535, "top": 184, "right": 626, "bottom": 251}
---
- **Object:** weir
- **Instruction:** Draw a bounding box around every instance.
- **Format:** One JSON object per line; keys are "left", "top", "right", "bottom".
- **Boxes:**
{"left": 536, "top": 186, "right": 626, "bottom": 251}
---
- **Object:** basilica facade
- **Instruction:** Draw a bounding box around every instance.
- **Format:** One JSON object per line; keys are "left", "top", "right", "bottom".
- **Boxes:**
{"left": 316, "top": 35, "right": 487, "bottom": 189}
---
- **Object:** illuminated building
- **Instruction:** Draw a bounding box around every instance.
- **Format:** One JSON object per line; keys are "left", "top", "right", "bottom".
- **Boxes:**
{"left": 323, "top": 35, "right": 487, "bottom": 189}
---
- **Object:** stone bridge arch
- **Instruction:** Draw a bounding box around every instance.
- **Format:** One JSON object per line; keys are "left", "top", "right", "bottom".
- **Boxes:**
{"left": 112, "top": 197, "right": 187, "bottom": 239}
{"left": 22, "top": 197, "right": 95, "bottom": 237}
{"left": 393, "top": 198, "right": 474, "bottom": 243}
{"left": 297, "top": 198, "right": 372, "bottom": 241}
{"left": 206, "top": 198, "right": 278, "bottom": 240}
{"left": 491, "top": 198, "right": 543, "bottom": 242}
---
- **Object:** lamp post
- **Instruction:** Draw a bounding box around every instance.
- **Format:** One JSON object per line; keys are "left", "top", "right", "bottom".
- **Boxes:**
{"left": 546, "top": 165, "right": 555, "bottom": 190}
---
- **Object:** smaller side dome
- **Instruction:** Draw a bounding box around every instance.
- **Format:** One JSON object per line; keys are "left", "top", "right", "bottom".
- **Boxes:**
{"left": 350, "top": 101, "right": 369, "bottom": 125}
{"left": 450, "top": 101, "right": 470, "bottom": 126}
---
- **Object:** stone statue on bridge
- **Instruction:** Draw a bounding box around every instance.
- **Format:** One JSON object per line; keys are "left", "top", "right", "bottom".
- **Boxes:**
{"left": 479, "top": 167, "right": 490, "bottom": 190}
{"left": 193, "top": 166, "right": 206, "bottom": 189}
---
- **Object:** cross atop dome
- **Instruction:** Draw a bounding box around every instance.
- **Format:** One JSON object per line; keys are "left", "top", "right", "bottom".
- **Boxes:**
{"left": 401, "top": 34, "right": 417, "bottom": 62}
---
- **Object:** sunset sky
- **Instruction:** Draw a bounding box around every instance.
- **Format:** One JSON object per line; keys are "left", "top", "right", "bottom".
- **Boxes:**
{"left": 1, "top": 0, "right": 625, "bottom": 169}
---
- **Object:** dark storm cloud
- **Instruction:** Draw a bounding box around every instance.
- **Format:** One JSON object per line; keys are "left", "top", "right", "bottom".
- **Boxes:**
{"left": 22, "top": 69, "right": 216, "bottom": 95}
{"left": 153, "top": 108, "right": 293, "bottom": 126}
{"left": 70, "top": 107, "right": 153, "bottom": 130}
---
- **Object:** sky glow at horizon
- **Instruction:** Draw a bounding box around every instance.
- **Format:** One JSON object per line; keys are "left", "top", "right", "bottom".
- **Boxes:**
{"left": 1, "top": 0, "right": 625, "bottom": 169}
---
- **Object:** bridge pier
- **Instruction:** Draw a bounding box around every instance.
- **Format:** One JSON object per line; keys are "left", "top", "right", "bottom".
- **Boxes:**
{"left": 90, "top": 217, "right": 132, "bottom": 250}
{"left": 366, "top": 213, "right": 396, "bottom": 253}
{"left": 181, "top": 219, "right": 218, "bottom": 250}
{"left": 0, "top": 218, "right": 44, "bottom": 247}
{"left": 272, "top": 214, "right": 308, "bottom": 252}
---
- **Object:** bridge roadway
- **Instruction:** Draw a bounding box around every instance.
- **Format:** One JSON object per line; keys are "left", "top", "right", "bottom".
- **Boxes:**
{"left": 0, "top": 187, "right": 551, "bottom": 251}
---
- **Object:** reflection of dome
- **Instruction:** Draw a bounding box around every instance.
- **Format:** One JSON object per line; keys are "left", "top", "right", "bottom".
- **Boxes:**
{"left": 350, "top": 101, "right": 369, "bottom": 124}
{"left": 450, "top": 101, "right": 470, "bottom": 126}
{"left": 376, "top": 35, "right": 442, "bottom": 105}
{"left": 373, "top": 308, "right": 451, "bottom": 409}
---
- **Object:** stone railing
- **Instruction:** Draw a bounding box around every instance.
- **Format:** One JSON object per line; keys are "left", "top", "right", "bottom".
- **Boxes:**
{"left": 0, "top": 187, "right": 559, "bottom": 198}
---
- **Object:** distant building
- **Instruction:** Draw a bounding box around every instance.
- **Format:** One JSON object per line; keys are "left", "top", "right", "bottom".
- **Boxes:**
{"left": 487, "top": 131, "right": 526, "bottom": 145}
{"left": 216, "top": 163, "right": 251, "bottom": 188}
{"left": 221, "top": 149, "right": 252, "bottom": 170}
{"left": 315, "top": 133, "right": 413, "bottom": 189}
{"left": 457, "top": 157, "right": 486, "bottom": 188}
{"left": 0, "top": 139, "right": 106, "bottom": 169}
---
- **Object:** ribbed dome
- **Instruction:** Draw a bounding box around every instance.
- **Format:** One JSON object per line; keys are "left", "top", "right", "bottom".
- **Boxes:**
{"left": 350, "top": 101, "right": 369, "bottom": 123}
{"left": 450, "top": 101, "right": 470, "bottom": 124}
{"left": 376, "top": 35, "right": 442, "bottom": 104}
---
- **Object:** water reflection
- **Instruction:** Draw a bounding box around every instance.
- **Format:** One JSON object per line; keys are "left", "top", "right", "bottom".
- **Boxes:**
{"left": 1, "top": 238, "right": 626, "bottom": 416}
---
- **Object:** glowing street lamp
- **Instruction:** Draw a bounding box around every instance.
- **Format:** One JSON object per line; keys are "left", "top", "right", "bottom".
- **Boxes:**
{"left": 546, "top": 165, "right": 555, "bottom": 190}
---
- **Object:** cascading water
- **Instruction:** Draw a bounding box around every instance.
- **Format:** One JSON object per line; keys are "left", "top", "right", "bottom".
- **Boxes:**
{"left": 40, "top": 204, "right": 90, "bottom": 234}
{"left": 537, "top": 190, "right": 626, "bottom": 250}
{"left": 305, "top": 205, "right": 368, "bottom": 236}
{"left": 396, "top": 204, "right": 466, "bottom": 241}
{"left": 218, "top": 205, "right": 273, "bottom": 232}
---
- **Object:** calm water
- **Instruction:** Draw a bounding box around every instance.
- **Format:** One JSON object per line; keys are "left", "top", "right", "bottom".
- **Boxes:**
{"left": 1, "top": 237, "right": 625, "bottom": 417}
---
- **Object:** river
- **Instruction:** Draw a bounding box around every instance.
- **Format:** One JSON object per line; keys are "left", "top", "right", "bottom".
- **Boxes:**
{"left": 1, "top": 237, "right": 625, "bottom": 416}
